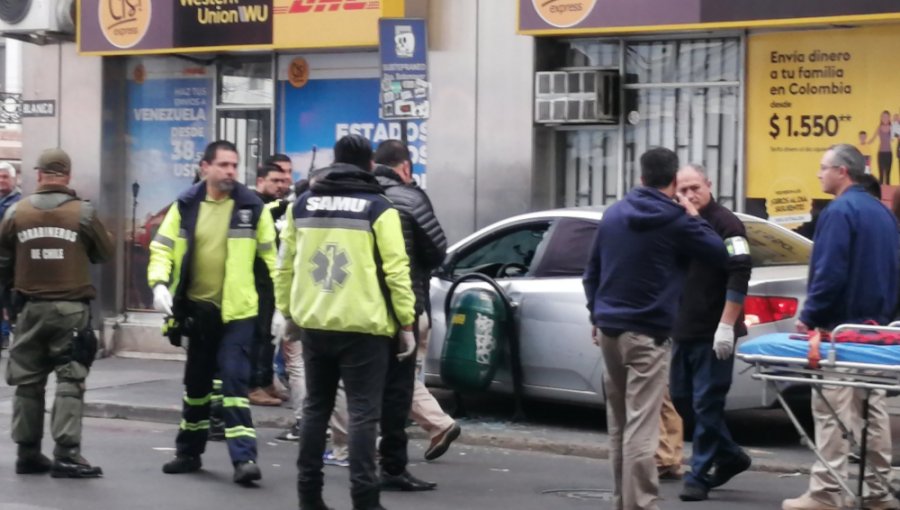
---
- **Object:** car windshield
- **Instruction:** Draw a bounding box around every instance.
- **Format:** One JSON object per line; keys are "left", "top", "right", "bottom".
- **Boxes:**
{"left": 743, "top": 220, "right": 811, "bottom": 267}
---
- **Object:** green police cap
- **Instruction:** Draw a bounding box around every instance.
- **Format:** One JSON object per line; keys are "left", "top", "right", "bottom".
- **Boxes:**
{"left": 35, "top": 148, "right": 71, "bottom": 175}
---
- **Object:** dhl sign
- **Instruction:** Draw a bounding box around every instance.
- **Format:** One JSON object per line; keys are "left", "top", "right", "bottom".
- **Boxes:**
{"left": 274, "top": 0, "right": 404, "bottom": 49}
{"left": 275, "top": 0, "right": 380, "bottom": 14}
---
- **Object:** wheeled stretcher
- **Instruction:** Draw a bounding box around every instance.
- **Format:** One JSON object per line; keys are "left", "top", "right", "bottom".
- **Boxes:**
{"left": 737, "top": 324, "right": 900, "bottom": 510}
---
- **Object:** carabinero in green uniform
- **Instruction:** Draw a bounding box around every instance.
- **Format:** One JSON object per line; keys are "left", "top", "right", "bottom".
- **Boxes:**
{"left": 0, "top": 148, "right": 113, "bottom": 478}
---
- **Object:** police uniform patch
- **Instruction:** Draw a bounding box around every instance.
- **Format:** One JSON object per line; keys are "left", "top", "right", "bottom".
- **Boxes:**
{"left": 725, "top": 236, "right": 750, "bottom": 256}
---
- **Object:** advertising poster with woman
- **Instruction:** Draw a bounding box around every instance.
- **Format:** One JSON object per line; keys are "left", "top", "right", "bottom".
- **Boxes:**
{"left": 746, "top": 24, "right": 900, "bottom": 230}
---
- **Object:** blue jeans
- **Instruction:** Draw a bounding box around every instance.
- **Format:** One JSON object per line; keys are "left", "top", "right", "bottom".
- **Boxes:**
{"left": 670, "top": 340, "right": 743, "bottom": 489}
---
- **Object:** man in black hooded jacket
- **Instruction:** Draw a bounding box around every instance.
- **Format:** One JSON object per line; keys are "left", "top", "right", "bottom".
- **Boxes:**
{"left": 373, "top": 140, "right": 451, "bottom": 491}
{"left": 276, "top": 135, "right": 416, "bottom": 510}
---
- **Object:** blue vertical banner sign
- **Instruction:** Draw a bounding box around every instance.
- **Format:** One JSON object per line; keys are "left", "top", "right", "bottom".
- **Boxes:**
{"left": 378, "top": 18, "right": 429, "bottom": 120}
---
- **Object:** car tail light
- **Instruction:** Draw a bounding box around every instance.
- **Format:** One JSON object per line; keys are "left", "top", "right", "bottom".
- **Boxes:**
{"left": 744, "top": 296, "right": 798, "bottom": 327}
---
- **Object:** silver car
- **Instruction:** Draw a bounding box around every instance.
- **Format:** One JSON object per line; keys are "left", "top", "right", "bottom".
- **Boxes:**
{"left": 424, "top": 207, "right": 812, "bottom": 410}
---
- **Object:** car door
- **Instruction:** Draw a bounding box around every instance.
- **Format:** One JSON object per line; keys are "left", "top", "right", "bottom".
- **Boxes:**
{"left": 511, "top": 216, "right": 605, "bottom": 406}
{"left": 426, "top": 219, "right": 553, "bottom": 393}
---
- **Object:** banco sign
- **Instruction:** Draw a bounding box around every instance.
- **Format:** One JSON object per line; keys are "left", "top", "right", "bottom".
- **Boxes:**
{"left": 99, "top": 0, "right": 152, "bottom": 48}
{"left": 532, "top": 0, "right": 596, "bottom": 28}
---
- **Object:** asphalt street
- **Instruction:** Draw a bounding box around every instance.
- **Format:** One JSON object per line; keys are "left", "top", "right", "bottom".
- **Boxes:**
{"left": 0, "top": 415, "right": 812, "bottom": 510}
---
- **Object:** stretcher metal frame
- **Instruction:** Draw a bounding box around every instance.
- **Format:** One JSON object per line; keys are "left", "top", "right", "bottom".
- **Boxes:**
{"left": 736, "top": 323, "right": 900, "bottom": 510}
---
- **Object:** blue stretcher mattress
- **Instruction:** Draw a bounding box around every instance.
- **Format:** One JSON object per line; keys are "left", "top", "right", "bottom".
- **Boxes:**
{"left": 738, "top": 333, "right": 900, "bottom": 366}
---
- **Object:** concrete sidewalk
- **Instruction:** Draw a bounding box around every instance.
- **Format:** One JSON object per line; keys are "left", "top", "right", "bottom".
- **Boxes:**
{"left": 4, "top": 356, "right": 819, "bottom": 476}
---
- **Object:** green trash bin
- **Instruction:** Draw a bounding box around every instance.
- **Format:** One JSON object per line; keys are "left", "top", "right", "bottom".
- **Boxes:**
{"left": 440, "top": 287, "right": 508, "bottom": 392}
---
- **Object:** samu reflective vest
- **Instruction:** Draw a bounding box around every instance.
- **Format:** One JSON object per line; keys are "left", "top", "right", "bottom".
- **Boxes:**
{"left": 275, "top": 190, "right": 415, "bottom": 338}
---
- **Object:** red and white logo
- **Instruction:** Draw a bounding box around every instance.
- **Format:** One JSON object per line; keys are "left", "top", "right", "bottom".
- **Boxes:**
{"left": 274, "top": 0, "right": 379, "bottom": 15}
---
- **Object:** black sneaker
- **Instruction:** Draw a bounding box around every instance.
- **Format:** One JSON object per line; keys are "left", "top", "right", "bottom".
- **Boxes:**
{"left": 709, "top": 450, "right": 752, "bottom": 488}
{"left": 233, "top": 461, "right": 261, "bottom": 485}
{"left": 276, "top": 420, "right": 301, "bottom": 442}
{"left": 51, "top": 456, "right": 103, "bottom": 479}
{"left": 162, "top": 455, "right": 202, "bottom": 474}
{"left": 679, "top": 483, "right": 709, "bottom": 502}
{"left": 16, "top": 453, "right": 52, "bottom": 474}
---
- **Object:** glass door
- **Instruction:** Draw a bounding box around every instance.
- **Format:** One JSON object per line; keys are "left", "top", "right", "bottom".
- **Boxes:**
{"left": 215, "top": 56, "right": 274, "bottom": 184}
{"left": 217, "top": 109, "right": 271, "bottom": 184}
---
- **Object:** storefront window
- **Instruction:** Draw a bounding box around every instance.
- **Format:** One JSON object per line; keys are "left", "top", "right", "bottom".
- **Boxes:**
{"left": 217, "top": 58, "right": 273, "bottom": 105}
{"left": 626, "top": 39, "right": 739, "bottom": 84}
{"left": 624, "top": 38, "right": 741, "bottom": 209}
{"left": 548, "top": 36, "right": 742, "bottom": 210}
{"left": 561, "top": 129, "right": 619, "bottom": 207}
{"left": 564, "top": 40, "right": 619, "bottom": 68}
{"left": 624, "top": 85, "right": 740, "bottom": 209}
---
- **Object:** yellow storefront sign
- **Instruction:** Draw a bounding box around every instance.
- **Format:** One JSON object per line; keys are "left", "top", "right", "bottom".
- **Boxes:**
{"left": 80, "top": 0, "right": 407, "bottom": 55}
{"left": 747, "top": 24, "right": 900, "bottom": 228}
{"left": 274, "top": 0, "right": 405, "bottom": 49}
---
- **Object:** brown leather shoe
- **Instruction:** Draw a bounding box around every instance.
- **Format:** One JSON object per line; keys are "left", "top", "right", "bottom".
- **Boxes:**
{"left": 248, "top": 388, "right": 281, "bottom": 406}
{"left": 424, "top": 422, "right": 460, "bottom": 461}
{"left": 263, "top": 384, "right": 289, "bottom": 402}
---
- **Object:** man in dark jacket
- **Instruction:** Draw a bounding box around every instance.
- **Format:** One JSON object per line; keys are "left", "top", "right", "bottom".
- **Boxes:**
{"left": 671, "top": 164, "right": 753, "bottom": 502}
{"left": 0, "top": 162, "right": 21, "bottom": 349}
{"left": 276, "top": 135, "right": 416, "bottom": 510}
{"left": 373, "top": 140, "right": 451, "bottom": 491}
{"left": 247, "top": 161, "right": 291, "bottom": 407}
{"left": 783, "top": 145, "right": 899, "bottom": 510}
{"left": 582, "top": 147, "right": 727, "bottom": 510}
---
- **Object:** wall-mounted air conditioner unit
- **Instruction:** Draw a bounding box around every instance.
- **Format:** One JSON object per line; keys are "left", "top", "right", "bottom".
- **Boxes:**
{"left": 0, "top": 0, "right": 74, "bottom": 36}
{"left": 534, "top": 70, "right": 619, "bottom": 125}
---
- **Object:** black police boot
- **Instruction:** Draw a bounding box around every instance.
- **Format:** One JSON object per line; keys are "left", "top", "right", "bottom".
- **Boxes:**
{"left": 51, "top": 456, "right": 103, "bottom": 478}
{"left": 16, "top": 450, "right": 52, "bottom": 475}
{"left": 162, "top": 454, "right": 202, "bottom": 474}
{"left": 233, "top": 460, "right": 261, "bottom": 485}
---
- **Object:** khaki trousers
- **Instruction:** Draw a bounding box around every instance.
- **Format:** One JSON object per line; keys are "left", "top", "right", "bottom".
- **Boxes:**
{"left": 411, "top": 315, "right": 455, "bottom": 437}
{"left": 281, "top": 335, "right": 307, "bottom": 421}
{"left": 655, "top": 388, "right": 684, "bottom": 469}
{"left": 808, "top": 383, "right": 894, "bottom": 506}
{"left": 410, "top": 380, "right": 455, "bottom": 438}
{"left": 600, "top": 331, "right": 670, "bottom": 510}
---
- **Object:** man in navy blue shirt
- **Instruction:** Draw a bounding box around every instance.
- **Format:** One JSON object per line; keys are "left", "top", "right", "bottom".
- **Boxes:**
{"left": 583, "top": 148, "right": 727, "bottom": 510}
{"left": 784, "top": 145, "right": 900, "bottom": 510}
